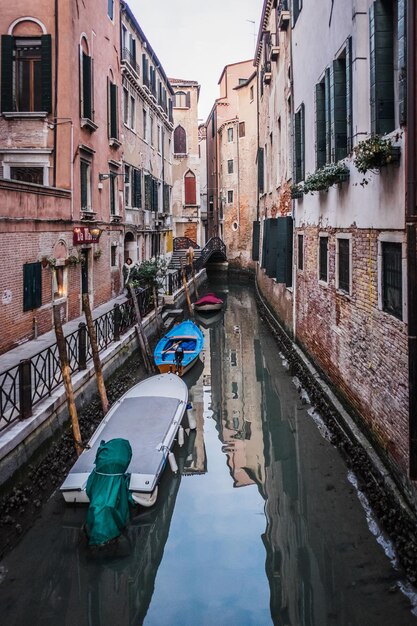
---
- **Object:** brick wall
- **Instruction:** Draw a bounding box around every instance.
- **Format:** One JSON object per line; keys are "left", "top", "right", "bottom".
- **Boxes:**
{"left": 295, "top": 225, "right": 409, "bottom": 470}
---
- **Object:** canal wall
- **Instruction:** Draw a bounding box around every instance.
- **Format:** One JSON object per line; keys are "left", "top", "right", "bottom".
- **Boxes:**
{"left": 0, "top": 271, "right": 206, "bottom": 488}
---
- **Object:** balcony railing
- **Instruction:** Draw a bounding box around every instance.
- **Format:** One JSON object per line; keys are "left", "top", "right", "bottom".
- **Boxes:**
{"left": 121, "top": 48, "right": 139, "bottom": 76}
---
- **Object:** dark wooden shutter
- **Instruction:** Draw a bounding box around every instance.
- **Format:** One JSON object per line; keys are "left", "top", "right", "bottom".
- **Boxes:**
{"left": 131, "top": 38, "right": 136, "bottom": 64}
{"left": 1, "top": 35, "right": 14, "bottom": 112}
{"left": 276, "top": 216, "right": 293, "bottom": 286}
{"left": 398, "top": 0, "right": 406, "bottom": 125}
{"left": 258, "top": 147, "right": 264, "bottom": 194}
{"left": 294, "top": 104, "right": 304, "bottom": 182}
{"left": 333, "top": 57, "right": 347, "bottom": 161}
{"left": 346, "top": 36, "right": 353, "bottom": 152}
{"left": 369, "top": 0, "right": 395, "bottom": 134}
{"left": 152, "top": 178, "right": 158, "bottom": 210}
{"left": 144, "top": 174, "right": 152, "bottom": 209}
{"left": 315, "top": 82, "right": 326, "bottom": 168}
{"left": 110, "top": 82, "right": 118, "bottom": 138}
{"left": 324, "top": 67, "right": 331, "bottom": 163}
{"left": 133, "top": 168, "right": 141, "bottom": 207}
{"left": 23, "top": 262, "right": 42, "bottom": 311}
{"left": 41, "top": 35, "right": 52, "bottom": 113}
{"left": 252, "top": 221, "right": 260, "bottom": 261}
{"left": 328, "top": 63, "right": 336, "bottom": 161}
{"left": 185, "top": 91, "right": 191, "bottom": 108}
{"left": 82, "top": 52, "right": 92, "bottom": 118}
{"left": 174, "top": 125, "right": 186, "bottom": 154}
{"left": 266, "top": 219, "right": 278, "bottom": 278}
{"left": 261, "top": 219, "right": 269, "bottom": 268}
{"left": 163, "top": 183, "right": 170, "bottom": 211}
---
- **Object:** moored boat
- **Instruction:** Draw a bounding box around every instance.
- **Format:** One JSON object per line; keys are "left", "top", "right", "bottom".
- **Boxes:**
{"left": 154, "top": 319, "right": 204, "bottom": 376}
{"left": 60, "top": 373, "right": 189, "bottom": 510}
{"left": 193, "top": 293, "right": 223, "bottom": 312}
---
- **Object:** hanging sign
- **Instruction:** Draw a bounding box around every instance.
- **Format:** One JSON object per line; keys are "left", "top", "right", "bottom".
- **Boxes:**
{"left": 73, "top": 226, "right": 101, "bottom": 245}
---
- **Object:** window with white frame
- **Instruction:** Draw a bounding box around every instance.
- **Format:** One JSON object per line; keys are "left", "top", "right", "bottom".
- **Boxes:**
{"left": 227, "top": 159, "right": 234, "bottom": 174}
{"left": 143, "top": 108, "right": 147, "bottom": 140}
{"left": 336, "top": 235, "right": 351, "bottom": 294}
{"left": 228, "top": 128, "right": 233, "bottom": 142}
{"left": 227, "top": 190, "right": 233, "bottom": 203}
{"left": 123, "top": 87, "right": 129, "bottom": 125}
{"left": 80, "top": 159, "right": 91, "bottom": 211}
{"left": 129, "top": 94, "right": 135, "bottom": 129}
{"left": 124, "top": 164, "right": 131, "bottom": 208}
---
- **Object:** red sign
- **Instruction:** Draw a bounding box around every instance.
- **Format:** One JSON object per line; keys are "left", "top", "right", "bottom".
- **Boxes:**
{"left": 73, "top": 226, "right": 101, "bottom": 245}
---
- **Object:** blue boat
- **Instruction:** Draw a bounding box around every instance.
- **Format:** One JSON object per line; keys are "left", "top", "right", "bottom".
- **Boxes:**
{"left": 154, "top": 319, "right": 204, "bottom": 376}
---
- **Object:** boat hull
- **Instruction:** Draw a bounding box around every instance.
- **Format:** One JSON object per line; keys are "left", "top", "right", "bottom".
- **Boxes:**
{"left": 154, "top": 320, "right": 204, "bottom": 378}
{"left": 60, "top": 373, "right": 188, "bottom": 505}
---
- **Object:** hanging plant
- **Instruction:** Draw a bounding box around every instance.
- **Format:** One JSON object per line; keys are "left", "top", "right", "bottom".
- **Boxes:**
{"left": 353, "top": 135, "right": 401, "bottom": 185}
{"left": 67, "top": 254, "right": 81, "bottom": 266}
{"left": 42, "top": 256, "right": 57, "bottom": 269}
{"left": 93, "top": 249, "right": 102, "bottom": 260}
{"left": 303, "top": 162, "right": 350, "bottom": 193}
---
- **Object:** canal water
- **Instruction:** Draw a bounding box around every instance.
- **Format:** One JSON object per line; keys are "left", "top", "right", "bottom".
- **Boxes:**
{"left": 0, "top": 279, "right": 416, "bottom": 626}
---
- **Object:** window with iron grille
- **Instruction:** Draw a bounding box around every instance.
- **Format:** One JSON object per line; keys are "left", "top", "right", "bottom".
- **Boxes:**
{"left": 227, "top": 190, "right": 233, "bottom": 203}
{"left": 337, "top": 238, "right": 350, "bottom": 293}
{"left": 10, "top": 167, "right": 43, "bottom": 185}
{"left": 227, "top": 159, "right": 234, "bottom": 174}
{"left": 111, "top": 245, "right": 117, "bottom": 267}
{"left": 319, "top": 236, "right": 328, "bottom": 282}
{"left": 382, "top": 241, "right": 402, "bottom": 319}
{"left": 298, "top": 234, "right": 304, "bottom": 270}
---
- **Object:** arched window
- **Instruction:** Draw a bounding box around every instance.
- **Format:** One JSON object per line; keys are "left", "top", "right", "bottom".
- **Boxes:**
{"left": 174, "top": 125, "right": 186, "bottom": 155}
{"left": 174, "top": 91, "right": 190, "bottom": 108}
{"left": 184, "top": 170, "right": 196, "bottom": 205}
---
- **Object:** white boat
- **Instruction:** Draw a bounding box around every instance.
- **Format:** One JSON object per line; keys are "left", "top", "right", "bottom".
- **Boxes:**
{"left": 60, "top": 373, "right": 189, "bottom": 507}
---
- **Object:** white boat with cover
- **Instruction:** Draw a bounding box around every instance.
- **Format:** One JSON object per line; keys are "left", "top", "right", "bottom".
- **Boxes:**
{"left": 60, "top": 373, "right": 189, "bottom": 507}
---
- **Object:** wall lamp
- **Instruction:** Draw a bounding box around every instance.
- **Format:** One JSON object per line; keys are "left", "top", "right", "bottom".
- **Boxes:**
{"left": 98, "top": 172, "right": 125, "bottom": 181}
{"left": 88, "top": 226, "right": 102, "bottom": 238}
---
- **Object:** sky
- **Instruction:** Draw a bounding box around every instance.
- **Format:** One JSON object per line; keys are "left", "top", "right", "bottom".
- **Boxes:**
{"left": 128, "top": 0, "right": 262, "bottom": 122}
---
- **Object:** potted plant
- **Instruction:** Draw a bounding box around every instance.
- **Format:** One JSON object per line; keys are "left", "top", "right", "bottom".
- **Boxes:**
{"left": 67, "top": 254, "right": 80, "bottom": 266}
{"left": 290, "top": 183, "right": 304, "bottom": 199}
{"left": 303, "top": 162, "right": 350, "bottom": 193}
{"left": 353, "top": 135, "right": 401, "bottom": 175}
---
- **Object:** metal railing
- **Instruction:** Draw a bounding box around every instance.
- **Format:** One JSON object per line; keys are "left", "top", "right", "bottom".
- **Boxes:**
{"left": 0, "top": 286, "right": 153, "bottom": 431}
{"left": 122, "top": 47, "right": 139, "bottom": 75}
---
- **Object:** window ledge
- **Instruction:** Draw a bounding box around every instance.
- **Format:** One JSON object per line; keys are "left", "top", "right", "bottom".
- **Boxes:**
{"left": 81, "top": 118, "right": 98, "bottom": 132}
{"left": 109, "top": 137, "right": 122, "bottom": 148}
{"left": 3, "top": 111, "right": 48, "bottom": 119}
{"left": 80, "top": 211, "right": 97, "bottom": 221}
{"left": 174, "top": 153, "right": 187, "bottom": 158}
{"left": 111, "top": 215, "right": 122, "bottom": 223}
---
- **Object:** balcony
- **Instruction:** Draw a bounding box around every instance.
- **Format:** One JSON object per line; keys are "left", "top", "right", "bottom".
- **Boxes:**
{"left": 278, "top": 0, "right": 290, "bottom": 30}
{"left": 121, "top": 48, "right": 140, "bottom": 80}
{"left": 270, "top": 45, "right": 280, "bottom": 61}
{"left": 263, "top": 62, "right": 272, "bottom": 85}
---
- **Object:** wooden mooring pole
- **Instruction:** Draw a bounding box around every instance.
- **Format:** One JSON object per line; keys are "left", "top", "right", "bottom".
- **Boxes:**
{"left": 129, "top": 285, "right": 155, "bottom": 373}
{"left": 187, "top": 247, "right": 199, "bottom": 300}
{"left": 82, "top": 294, "right": 109, "bottom": 415}
{"left": 181, "top": 257, "right": 193, "bottom": 316}
{"left": 53, "top": 305, "right": 82, "bottom": 457}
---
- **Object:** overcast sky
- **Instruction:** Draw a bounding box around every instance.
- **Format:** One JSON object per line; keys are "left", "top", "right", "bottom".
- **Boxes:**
{"left": 128, "top": 0, "right": 262, "bottom": 122}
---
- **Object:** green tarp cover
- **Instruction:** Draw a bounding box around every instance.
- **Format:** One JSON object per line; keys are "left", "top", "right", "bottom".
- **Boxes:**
{"left": 85, "top": 438, "right": 133, "bottom": 546}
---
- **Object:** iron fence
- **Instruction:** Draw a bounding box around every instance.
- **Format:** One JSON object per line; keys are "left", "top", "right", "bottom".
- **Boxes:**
{"left": 0, "top": 286, "right": 153, "bottom": 432}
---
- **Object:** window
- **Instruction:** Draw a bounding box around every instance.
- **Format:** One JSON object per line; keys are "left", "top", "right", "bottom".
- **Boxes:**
{"left": 124, "top": 164, "right": 131, "bottom": 207}
{"left": 228, "top": 128, "right": 233, "bottom": 142}
{"left": 111, "top": 245, "right": 117, "bottom": 267}
{"left": 227, "top": 159, "right": 234, "bottom": 174}
{"left": 1, "top": 34, "right": 52, "bottom": 113}
{"left": 23, "top": 262, "right": 42, "bottom": 311}
{"left": 53, "top": 266, "right": 67, "bottom": 300}
{"left": 10, "top": 167, "right": 43, "bottom": 184}
{"left": 123, "top": 87, "right": 129, "bottom": 124}
{"left": 174, "top": 91, "right": 190, "bottom": 108}
{"left": 130, "top": 95, "right": 135, "bottom": 129}
{"left": 80, "top": 46, "right": 93, "bottom": 120}
{"left": 292, "top": 0, "right": 303, "bottom": 26}
{"left": 319, "top": 236, "right": 328, "bottom": 282}
{"left": 110, "top": 174, "right": 117, "bottom": 215}
{"left": 80, "top": 160, "right": 91, "bottom": 211}
{"left": 174, "top": 125, "right": 186, "bottom": 154}
{"left": 239, "top": 121, "right": 245, "bottom": 137}
{"left": 250, "top": 85, "right": 254, "bottom": 101}
{"left": 369, "top": 0, "right": 395, "bottom": 134}
{"left": 157, "top": 125, "right": 161, "bottom": 152}
{"left": 337, "top": 237, "right": 350, "bottom": 293}
{"left": 227, "top": 190, "right": 233, "bottom": 203}
{"left": 143, "top": 108, "right": 147, "bottom": 140}
{"left": 298, "top": 234, "right": 304, "bottom": 270}
{"left": 107, "top": 0, "right": 114, "bottom": 20}
{"left": 294, "top": 104, "right": 305, "bottom": 182}
{"left": 108, "top": 78, "right": 118, "bottom": 139}
{"left": 382, "top": 241, "right": 402, "bottom": 319}
{"left": 258, "top": 148, "right": 264, "bottom": 194}
{"left": 184, "top": 170, "right": 196, "bottom": 205}
{"left": 150, "top": 114, "right": 154, "bottom": 146}
{"left": 132, "top": 168, "right": 142, "bottom": 208}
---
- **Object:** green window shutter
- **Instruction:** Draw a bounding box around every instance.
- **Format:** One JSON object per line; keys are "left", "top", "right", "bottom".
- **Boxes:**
{"left": 23, "top": 262, "right": 42, "bottom": 311}
{"left": 133, "top": 168, "right": 141, "bottom": 207}
{"left": 266, "top": 219, "right": 278, "bottom": 278}
{"left": 144, "top": 174, "right": 152, "bottom": 209}
{"left": 110, "top": 82, "right": 118, "bottom": 138}
{"left": 261, "top": 218, "right": 270, "bottom": 268}
{"left": 329, "top": 63, "right": 335, "bottom": 162}
{"left": 398, "top": 0, "right": 406, "bottom": 125}
{"left": 1, "top": 35, "right": 14, "bottom": 112}
{"left": 346, "top": 36, "right": 353, "bottom": 152}
{"left": 369, "top": 0, "right": 395, "bottom": 135}
{"left": 294, "top": 104, "right": 305, "bottom": 182}
{"left": 258, "top": 147, "right": 264, "bottom": 194}
{"left": 315, "top": 82, "right": 326, "bottom": 168}
{"left": 276, "top": 216, "right": 293, "bottom": 286}
{"left": 324, "top": 67, "right": 331, "bottom": 163}
{"left": 152, "top": 178, "right": 158, "bottom": 210}
{"left": 41, "top": 35, "right": 52, "bottom": 113}
{"left": 333, "top": 57, "right": 347, "bottom": 161}
{"left": 82, "top": 52, "right": 92, "bottom": 118}
{"left": 252, "top": 221, "right": 260, "bottom": 261}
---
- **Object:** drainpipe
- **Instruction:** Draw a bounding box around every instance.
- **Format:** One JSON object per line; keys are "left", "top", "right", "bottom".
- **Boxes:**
{"left": 406, "top": 0, "right": 417, "bottom": 479}
{"left": 53, "top": 0, "right": 59, "bottom": 188}
{"left": 235, "top": 118, "right": 240, "bottom": 229}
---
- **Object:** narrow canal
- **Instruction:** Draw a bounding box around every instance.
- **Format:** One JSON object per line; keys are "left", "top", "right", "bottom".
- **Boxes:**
{"left": 0, "top": 279, "right": 416, "bottom": 625}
